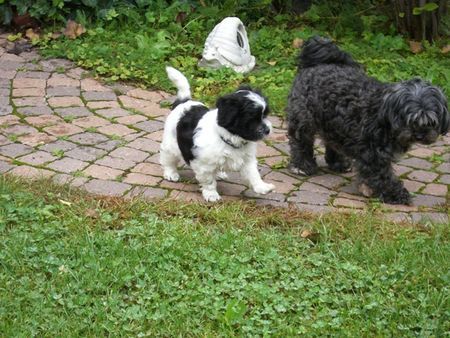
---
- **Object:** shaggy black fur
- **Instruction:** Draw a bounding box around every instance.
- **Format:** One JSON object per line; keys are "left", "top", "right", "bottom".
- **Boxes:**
{"left": 287, "top": 36, "right": 449, "bottom": 204}
{"left": 176, "top": 104, "right": 209, "bottom": 164}
{"left": 217, "top": 86, "right": 271, "bottom": 141}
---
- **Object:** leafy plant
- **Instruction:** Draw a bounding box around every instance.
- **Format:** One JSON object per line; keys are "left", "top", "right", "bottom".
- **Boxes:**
{"left": 38, "top": 7, "right": 449, "bottom": 116}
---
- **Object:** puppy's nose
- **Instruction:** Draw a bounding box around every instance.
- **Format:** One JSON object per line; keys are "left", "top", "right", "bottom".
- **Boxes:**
{"left": 263, "top": 124, "right": 271, "bottom": 135}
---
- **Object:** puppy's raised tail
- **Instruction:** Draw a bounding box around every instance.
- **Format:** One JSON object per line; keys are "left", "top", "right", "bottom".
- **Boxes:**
{"left": 166, "top": 66, "right": 191, "bottom": 101}
{"left": 298, "top": 36, "right": 359, "bottom": 69}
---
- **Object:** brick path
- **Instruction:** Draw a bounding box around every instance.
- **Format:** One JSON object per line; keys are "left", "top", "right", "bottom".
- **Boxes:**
{"left": 0, "top": 35, "right": 449, "bottom": 224}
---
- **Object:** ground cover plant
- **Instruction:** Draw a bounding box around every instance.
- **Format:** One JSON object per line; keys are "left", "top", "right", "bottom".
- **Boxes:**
{"left": 0, "top": 176, "right": 449, "bottom": 336}
{"left": 32, "top": 1, "right": 450, "bottom": 116}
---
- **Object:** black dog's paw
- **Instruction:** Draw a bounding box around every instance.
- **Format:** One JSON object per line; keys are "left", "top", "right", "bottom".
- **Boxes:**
{"left": 289, "top": 161, "right": 318, "bottom": 176}
{"left": 327, "top": 160, "right": 352, "bottom": 173}
{"left": 380, "top": 187, "right": 412, "bottom": 205}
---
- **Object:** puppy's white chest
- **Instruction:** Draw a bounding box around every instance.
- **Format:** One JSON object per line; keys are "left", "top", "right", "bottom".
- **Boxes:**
{"left": 223, "top": 150, "right": 246, "bottom": 171}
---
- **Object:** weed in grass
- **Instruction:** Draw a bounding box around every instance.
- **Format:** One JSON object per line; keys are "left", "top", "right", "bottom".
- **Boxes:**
{"left": 7, "top": 134, "right": 19, "bottom": 142}
{"left": 55, "top": 66, "right": 65, "bottom": 74}
{"left": 108, "top": 134, "right": 126, "bottom": 143}
{"left": 271, "top": 158, "right": 288, "bottom": 169}
{"left": 85, "top": 127, "right": 98, "bottom": 133}
{"left": 428, "top": 154, "right": 445, "bottom": 164}
{"left": 51, "top": 149, "right": 65, "bottom": 158}
{"left": 72, "top": 170, "right": 86, "bottom": 178}
{"left": 63, "top": 115, "right": 76, "bottom": 123}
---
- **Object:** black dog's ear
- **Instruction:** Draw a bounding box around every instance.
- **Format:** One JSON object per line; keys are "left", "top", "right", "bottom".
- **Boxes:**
{"left": 378, "top": 88, "right": 404, "bottom": 131}
{"left": 437, "top": 92, "right": 450, "bottom": 135}
{"left": 440, "top": 104, "right": 450, "bottom": 135}
{"left": 216, "top": 93, "right": 241, "bottom": 129}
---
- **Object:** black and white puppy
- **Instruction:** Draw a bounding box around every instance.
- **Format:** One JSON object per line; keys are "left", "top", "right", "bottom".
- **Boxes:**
{"left": 287, "top": 36, "right": 449, "bottom": 204}
{"left": 160, "top": 67, "right": 275, "bottom": 202}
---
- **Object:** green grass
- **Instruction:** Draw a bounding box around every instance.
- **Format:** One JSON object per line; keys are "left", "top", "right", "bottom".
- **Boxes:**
{"left": 1, "top": 176, "right": 449, "bottom": 336}
{"left": 38, "top": 13, "right": 450, "bottom": 116}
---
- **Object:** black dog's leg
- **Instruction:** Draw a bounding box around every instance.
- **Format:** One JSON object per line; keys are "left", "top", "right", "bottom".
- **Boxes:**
{"left": 287, "top": 122, "right": 318, "bottom": 176}
{"left": 325, "top": 146, "right": 352, "bottom": 173}
{"left": 356, "top": 154, "right": 411, "bottom": 205}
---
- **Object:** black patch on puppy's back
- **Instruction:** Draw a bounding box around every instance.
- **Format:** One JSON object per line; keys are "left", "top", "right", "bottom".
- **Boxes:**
{"left": 176, "top": 104, "right": 209, "bottom": 164}
{"left": 172, "top": 98, "right": 190, "bottom": 110}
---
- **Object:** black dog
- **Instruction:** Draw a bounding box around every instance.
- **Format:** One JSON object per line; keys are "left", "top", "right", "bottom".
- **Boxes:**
{"left": 287, "top": 36, "right": 449, "bottom": 204}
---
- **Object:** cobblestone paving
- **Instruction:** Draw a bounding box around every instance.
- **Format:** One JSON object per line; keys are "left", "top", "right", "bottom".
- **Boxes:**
{"left": 0, "top": 34, "right": 449, "bottom": 224}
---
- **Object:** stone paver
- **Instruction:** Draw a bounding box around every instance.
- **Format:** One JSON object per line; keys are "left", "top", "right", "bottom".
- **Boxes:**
{"left": 126, "top": 186, "right": 168, "bottom": 200}
{"left": 83, "top": 179, "right": 131, "bottom": 196}
{"left": 40, "top": 140, "right": 78, "bottom": 152}
{"left": 109, "top": 147, "right": 148, "bottom": 162}
{"left": 48, "top": 96, "right": 84, "bottom": 108}
{"left": 407, "top": 170, "right": 438, "bottom": 183}
{"left": 95, "top": 156, "right": 136, "bottom": 170}
{"left": 68, "top": 132, "right": 109, "bottom": 145}
{"left": 47, "top": 86, "right": 80, "bottom": 97}
{"left": 422, "top": 183, "right": 447, "bottom": 196}
{"left": 25, "top": 115, "right": 63, "bottom": 127}
{"left": 399, "top": 157, "right": 433, "bottom": 170}
{"left": 17, "top": 151, "right": 56, "bottom": 165}
{"left": 83, "top": 164, "right": 123, "bottom": 180}
{"left": 18, "top": 132, "right": 57, "bottom": 147}
{"left": 83, "top": 91, "right": 116, "bottom": 101}
{"left": 97, "top": 124, "right": 136, "bottom": 137}
{"left": 65, "top": 146, "right": 106, "bottom": 162}
{"left": 0, "top": 143, "right": 33, "bottom": 158}
{"left": 72, "top": 116, "right": 111, "bottom": 128}
{"left": 1, "top": 42, "right": 448, "bottom": 224}
{"left": 7, "top": 166, "right": 54, "bottom": 179}
{"left": 96, "top": 108, "right": 129, "bottom": 118}
{"left": 88, "top": 100, "right": 120, "bottom": 109}
{"left": 44, "top": 123, "right": 83, "bottom": 137}
{"left": 123, "top": 173, "right": 161, "bottom": 186}
{"left": 18, "top": 106, "right": 53, "bottom": 116}
{"left": 55, "top": 107, "right": 92, "bottom": 118}
{"left": 47, "top": 157, "right": 88, "bottom": 173}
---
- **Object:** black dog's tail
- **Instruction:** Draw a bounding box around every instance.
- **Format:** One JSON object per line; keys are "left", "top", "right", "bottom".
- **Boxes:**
{"left": 298, "top": 36, "right": 359, "bottom": 69}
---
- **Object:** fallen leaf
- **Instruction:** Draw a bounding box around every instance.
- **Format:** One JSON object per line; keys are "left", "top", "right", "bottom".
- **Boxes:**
{"left": 409, "top": 40, "right": 423, "bottom": 54}
{"left": 292, "top": 38, "right": 304, "bottom": 49}
{"left": 301, "top": 229, "right": 313, "bottom": 238}
{"left": 25, "top": 28, "right": 39, "bottom": 41}
{"left": 64, "top": 20, "right": 86, "bottom": 39}
{"left": 51, "top": 32, "right": 62, "bottom": 40}
{"left": 267, "top": 60, "right": 277, "bottom": 66}
{"left": 176, "top": 11, "right": 187, "bottom": 23}
{"left": 59, "top": 199, "right": 72, "bottom": 206}
{"left": 300, "top": 229, "right": 320, "bottom": 243}
{"left": 85, "top": 208, "right": 99, "bottom": 218}
{"left": 441, "top": 45, "right": 450, "bottom": 54}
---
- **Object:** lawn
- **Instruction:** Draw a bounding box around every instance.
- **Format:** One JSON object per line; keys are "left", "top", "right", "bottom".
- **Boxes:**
{"left": 1, "top": 176, "right": 449, "bottom": 336}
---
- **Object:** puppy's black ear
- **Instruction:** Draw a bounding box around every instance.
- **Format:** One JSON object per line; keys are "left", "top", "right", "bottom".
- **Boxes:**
{"left": 238, "top": 84, "right": 253, "bottom": 91}
{"left": 216, "top": 94, "right": 240, "bottom": 129}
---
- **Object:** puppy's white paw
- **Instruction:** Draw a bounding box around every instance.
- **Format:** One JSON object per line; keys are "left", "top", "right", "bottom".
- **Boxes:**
{"left": 164, "top": 171, "right": 180, "bottom": 182}
{"left": 253, "top": 182, "right": 275, "bottom": 195}
{"left": 202, "top": 190, "right": 221, "bottom": 202}
{"left": 216, "top": 171, "right": 228, "bottom": 180}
